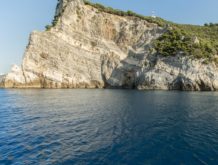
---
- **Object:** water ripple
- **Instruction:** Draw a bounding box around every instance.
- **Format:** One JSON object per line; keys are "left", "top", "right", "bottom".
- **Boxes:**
{"left": 0, "top": 89, "right": 218, "bottom": 164}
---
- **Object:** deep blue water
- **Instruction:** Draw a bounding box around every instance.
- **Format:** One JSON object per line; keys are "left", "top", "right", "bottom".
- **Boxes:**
{"left": 0, "top": 89, "right": 218, "bottom": 165}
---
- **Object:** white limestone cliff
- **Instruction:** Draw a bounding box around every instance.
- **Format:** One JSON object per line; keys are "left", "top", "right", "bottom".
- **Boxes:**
{"left": 1, "top": 0, "right": 218, "bottom": 91}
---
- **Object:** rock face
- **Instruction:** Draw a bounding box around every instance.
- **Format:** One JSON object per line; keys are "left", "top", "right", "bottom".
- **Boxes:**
{"left": 1, "top": 0, "right": 218, "bottom": 90}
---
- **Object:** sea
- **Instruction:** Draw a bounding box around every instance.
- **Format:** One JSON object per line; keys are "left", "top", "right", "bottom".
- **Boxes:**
{"left": 0, "top": 89, "right": 218, "bottom": 165}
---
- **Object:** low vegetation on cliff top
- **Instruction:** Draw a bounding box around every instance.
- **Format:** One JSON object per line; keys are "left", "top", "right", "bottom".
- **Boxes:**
{"left": 154, "top": 26, "right": 218, "bottom": 62}
{"left": 47, "top": 0, "right": 218, "bottom": 62}
{"left": 84, "top": 0, "right": 170, "bottom": 26}
{"left": 84, "top": 0, "right": 218, "bottom": 61}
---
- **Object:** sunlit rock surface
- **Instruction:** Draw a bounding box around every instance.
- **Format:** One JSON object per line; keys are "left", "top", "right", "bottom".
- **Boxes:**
{"left": 1, "top": 0, "right": 218, "bottom": 91}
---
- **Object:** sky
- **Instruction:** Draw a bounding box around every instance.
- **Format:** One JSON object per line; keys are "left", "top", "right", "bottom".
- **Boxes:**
{"left": 0, "top": 0, "right": 218, "bottom": 74}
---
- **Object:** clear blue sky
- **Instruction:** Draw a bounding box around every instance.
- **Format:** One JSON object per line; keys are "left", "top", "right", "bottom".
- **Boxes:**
{"left": 0, "top": 0, "right": 218, "bottom": 74}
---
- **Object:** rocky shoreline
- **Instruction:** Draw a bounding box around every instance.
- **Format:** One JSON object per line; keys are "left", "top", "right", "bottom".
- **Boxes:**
{"left": 1, "top": 0, "right": 218, "bottom": 91}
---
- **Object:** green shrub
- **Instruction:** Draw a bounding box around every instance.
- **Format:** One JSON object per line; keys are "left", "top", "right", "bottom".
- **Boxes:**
{"left": 83, "top": 0, "right": 172, "bottom": 26}
{"left": 45, "top": 25, "right": 52, "bottom": 31}
{"left": 45, "top": 0, "right": 67, "bottom": 30}
{"left": 153, "top": 27, "right": 218, "bottom": 59}
{"left": 83, "top": 0, "right": 218, "bottom": 61}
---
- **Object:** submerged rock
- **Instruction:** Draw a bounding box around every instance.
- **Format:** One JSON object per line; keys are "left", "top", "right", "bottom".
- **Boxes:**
{"left": 1, "top": 0, "right": 218, "bottom": 91}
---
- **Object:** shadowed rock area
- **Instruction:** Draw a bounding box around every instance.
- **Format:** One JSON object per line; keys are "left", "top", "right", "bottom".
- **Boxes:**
{"left": 1, "top": 0, "right": 218, "bottom": 91}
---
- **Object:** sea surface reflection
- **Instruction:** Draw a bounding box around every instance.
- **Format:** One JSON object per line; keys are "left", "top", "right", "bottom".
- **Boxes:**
{"left": 0, "top": 89, "right": 218, "bottom": 164}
